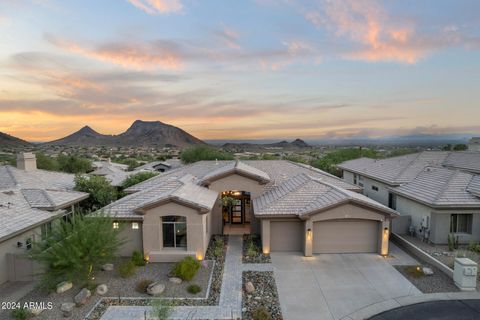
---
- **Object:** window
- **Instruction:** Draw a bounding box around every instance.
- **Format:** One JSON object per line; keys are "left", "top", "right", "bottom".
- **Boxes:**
{"left": 41, "top": 222, "right": 52, "bottom": 240}
{"left": 371, "top": 185, "right": 379, "bottom": 191}
{"left": 162, "top": 216, "right": 187, "bottom": 248}
{"left": 26, "top": 237, "right": 32, "bottom": 250}
{"left": 450, "top": 214, "right": 472, "bottom": 233}
{"left": 113, "top": 222, "right": 119, "bottom": 229}
{"left": 132, "top": 222, "right": 139, "bottom": 230}
{"left": 358, "top": 182, "right": 364, "bottom": 187}
{"left": 388, "top": 193, "right": 397, "bottom": 210}
{"left": 353, "top": 174, "right": 358, "bottom": 185}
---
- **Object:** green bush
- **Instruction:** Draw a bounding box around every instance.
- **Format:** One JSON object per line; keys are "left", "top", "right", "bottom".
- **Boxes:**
{"left": 122, "top": 171, "right": 158, "bottom": 189}
{"left": 119, "top": 260, "right": 137, "bottom": 278}
{"left": 180, "top": 145, "right": 234, "bottom": 164}
{"left": 136, "top": 279, "right": 154, "bottom": 293}
{"left": 132, "top": 250, "right": 146, "bottom": 266}
{"left": 214, "top": 238, "right": 224, "bottom": 258}
{"left": 187, "top": 284, "right": 202, "bottom": 294}
{"left": 247, "top": 240, "right": 258, "bottom": 258}
{"left": 252, "top": 306, "right": 272, "bottom": 320}
{"left": 11, "top": 308, "right": 28, "bottom": 320}
{"left": 151, "top": 299, "right": 174, "bottom": 320}
{"left": 172, "top": 256, "right": 201, "bottom": 281}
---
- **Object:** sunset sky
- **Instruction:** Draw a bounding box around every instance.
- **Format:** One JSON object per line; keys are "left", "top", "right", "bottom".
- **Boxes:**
{"left": 0, "top": 0, "right": 479, "bottom": 142}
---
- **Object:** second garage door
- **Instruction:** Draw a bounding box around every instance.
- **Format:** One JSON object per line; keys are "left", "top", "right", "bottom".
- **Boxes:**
{"left": 313, "top": 219, "right": 379, "bottom": 253}
{"left": 270, "top": 221, "right": 303, "bottom": 251}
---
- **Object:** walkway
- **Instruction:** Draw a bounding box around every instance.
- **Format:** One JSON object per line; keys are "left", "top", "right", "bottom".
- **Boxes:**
{"left": 100, "top": 235, "right": 272, "bottom": 320}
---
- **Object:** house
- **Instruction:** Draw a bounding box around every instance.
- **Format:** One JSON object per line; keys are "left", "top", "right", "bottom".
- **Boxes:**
{"left": 469, "top": 137, "right": 480, "bottom": 152}
{"left": 101, "top": 160, "right": 398, "bottom": 262}
{"left": 0, "top": 153, "right": 88, "bottom": 284}
{"left": 134, "top": 158, "right": 183, "bottom": 173}
{"left": 338, "top": 151, "right": 480, "bottom": 244}
{"left": 91, "top": 160, "right": 130, "bottom": 187}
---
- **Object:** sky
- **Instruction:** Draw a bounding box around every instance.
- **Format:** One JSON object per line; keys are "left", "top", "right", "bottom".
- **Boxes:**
{"left": 0, "top": 0, "right": 479, "bottom": 142}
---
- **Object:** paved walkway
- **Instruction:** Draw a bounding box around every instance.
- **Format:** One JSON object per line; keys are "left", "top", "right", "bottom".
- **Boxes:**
{"left": 101, "top": 235, "right": 272, "bottom": 320}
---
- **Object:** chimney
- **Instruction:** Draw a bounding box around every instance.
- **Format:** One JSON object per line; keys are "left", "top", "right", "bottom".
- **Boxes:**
{"left": 17, "top": 153, "right": 37, "bottom": 171}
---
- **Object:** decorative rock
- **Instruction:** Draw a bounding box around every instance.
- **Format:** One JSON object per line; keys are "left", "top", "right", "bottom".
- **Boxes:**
{"left": 74, "top": 288, "right": 91, "bottom": 306}
{"left": 56, "top": 281, "right": 73, "bottom": 294}
{"left": 60, "top": 302, "right": 75, "bottom": 318}
{"left": 102, "top": 263, "right": 114, "bottom": 271}
{"left": 423, "top": 267, "right": 434, "bottom": 276}
{"left": 96, "top": 284, "right": 108, "bottom": 295}
{"left": 245, "top": 281, "right": 255, "bottom": 293}
{"left": 30, "top": 307, "right": 43, "bottom": 316}
{"left": 169, "top": 277, "right": 182, "bottom": 284}
{"left": 146, "top": 282, "right": 165, "bottom": 296}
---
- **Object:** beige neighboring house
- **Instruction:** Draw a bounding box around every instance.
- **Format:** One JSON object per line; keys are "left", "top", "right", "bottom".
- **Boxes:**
{"left": 469, "top": 137, "right": 480, "bottom": 152}
{"left": 102, "top": 160, "right": 398, "bottom": 263}
{"left": 0, "top": 153, "right": 88, "bottom": 285}
{"left": 338, "top": 151, "right": 480, "bottom": 245}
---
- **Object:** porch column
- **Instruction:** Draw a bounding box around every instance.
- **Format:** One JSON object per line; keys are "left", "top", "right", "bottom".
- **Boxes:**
{"left": 261, "top": 219, "right": 270, "bottom": 254}
{"left": 304, "top": 219, "right": 313, "bottom": 257}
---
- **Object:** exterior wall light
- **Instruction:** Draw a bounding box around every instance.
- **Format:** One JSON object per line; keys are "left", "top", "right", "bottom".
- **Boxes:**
{"left": 384, "top": 227, "right": 389, "bottom": 236}
{"left": 196, "top": 252, "right": 204, "bottom": 261}
{"left": 144, "top": 254, "right": 150, "bottom": 264}
{"left": 132, "top": 222, "right": 139, "bottom": 229}
{"left": 113, "top": 222, "right": 119, "bottom": 229}
{"left": 307, "top": 228, "right": 312, "bottom": 240}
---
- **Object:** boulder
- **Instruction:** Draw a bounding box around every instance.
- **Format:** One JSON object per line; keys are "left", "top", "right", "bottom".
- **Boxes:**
{"left": 245, "top": 281, "right": 255, "bottom": 293}
{"left": 423, "top": 267, "right": 434, "bottom": 276}
{"left": 60, "top": 302, "right": 75, "bottom": 318}
{"left": 169, "top": 277, "right": 182, "bottom": 284}
{"left": 102, "top": 263, "right": 114, "bottom": 271}
{"left": 56, "top": 281, "right": 73, "bottom": 294}
{"left": 30, "top": 307, "right": 43, "bottom": 316}
{"left": 96, "top": 284, "right": 108, "bottom": 295}
{"left": 146, "top": 282, "right": 165, "bottom": 296}
{"left": 74, "top": 288, "right": 91, "bottom": 306}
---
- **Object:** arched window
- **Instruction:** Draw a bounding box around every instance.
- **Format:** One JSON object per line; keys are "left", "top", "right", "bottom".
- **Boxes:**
{"left": 162, "top": 216, "right": 187, "bottom": 248}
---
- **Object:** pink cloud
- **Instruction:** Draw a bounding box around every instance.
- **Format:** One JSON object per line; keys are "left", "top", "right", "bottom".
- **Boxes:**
{"left": 127, "top": 0, "right": 182, "bottom": 14}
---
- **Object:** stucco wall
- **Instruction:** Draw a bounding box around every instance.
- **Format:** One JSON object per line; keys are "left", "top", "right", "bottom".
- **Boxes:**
{"left": 395, "top": 195, "right": 432, "bottom": 238}
{"left": 116, "top": 221, "right": 143, "bottom": 257}
{"left": 342, "top": 170, "right": 355, "bottom": 185}
{"left": 342, "top": 171, "right": 392, "bottom": 207}
{"left": 208, "top": 173, "right": 266, "bottom": 200}
{"left": 0, "top": 226, "right": 41, "bottom": 285}
{"left": 431, "top": 210, "right": 480, "bottom": 244}
{"left": 142, "top": 202, "right": 208, "bottom": 262}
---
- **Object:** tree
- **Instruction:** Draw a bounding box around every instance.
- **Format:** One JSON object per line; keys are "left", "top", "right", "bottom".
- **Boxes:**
{"left": 180, "top": 145, "right": 234, "bottom": 164}
{"left": 35, "top": 152, "right": 59, "bottom": 171}
{"left": 57, "top": 155, "right": 92, "bottom": 173}
{"left": 30, "top": 213, "right": 125, "bottom": 290}
{"left": 453, "top": 144, "right": 468, "bottom": 151}
{"left": 311, "top": 148, "right": 378, "bottom": 176}
{"left": 122, "top": 171, "right": 158, "bottom": 189}
{"left": 74, "top": 175, "right": 117, "bottom": 210}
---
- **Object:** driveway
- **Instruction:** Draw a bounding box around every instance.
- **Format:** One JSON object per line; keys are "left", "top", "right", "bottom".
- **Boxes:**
{"left": 272, "top": 249, "right": 421, "bottom": 320}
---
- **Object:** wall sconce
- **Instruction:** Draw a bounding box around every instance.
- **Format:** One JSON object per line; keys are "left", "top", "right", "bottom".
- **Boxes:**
{"left": 384, "top": 227, "right": 389, "bottom": 236}
{"left": 307, "top": 228, "right": 312, "bottom": 240}
{"left": 113, "top": 222, "right": 119, "bottom": 229}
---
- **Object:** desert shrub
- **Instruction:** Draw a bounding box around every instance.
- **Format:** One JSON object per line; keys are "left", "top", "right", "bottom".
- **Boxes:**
{"left": 11, "top": 308, "right": 29, "bottom": 320}
{"left": 187, "top": 284, "right": 202, "bottom": 294}
{"left": 132, "top": 250, "right": 146, "bottom": 266}
{"left": 252, "top": 306, "right": 272, "bottom": 320}
{"left": 118, "top": 260, "right": 136, "bottom": 278}
{"left": 172, "top": 256, "right": 201, "bottom": 281}
{"left": 448, "top": 234, "right": 459, "bottom": 251}
{"left": 247, "top": 240, "right": 258, "bottom": 258}
{"left": 214, "top": 237, "right": 224, "bottom": 258}
{"left": 136, "top": 279, "right": 154, "bottom": 293}
{"left": 151, "top": 299, "right": 174, "bottom": 320}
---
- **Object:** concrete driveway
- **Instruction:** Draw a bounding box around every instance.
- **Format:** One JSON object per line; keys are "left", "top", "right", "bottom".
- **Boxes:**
{"left": 272, "top": 250, "right": 421, "bottom": 320}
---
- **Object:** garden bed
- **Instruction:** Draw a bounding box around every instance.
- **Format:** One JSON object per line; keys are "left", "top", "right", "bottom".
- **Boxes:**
{"left": 242, "top": 271, "right": 282, "bottom": 320}
{"left": 243, "top": 234, "right": 271, "bottom": 263}
{"left": 395, "top": 264, "right": 459, "bottom": 293}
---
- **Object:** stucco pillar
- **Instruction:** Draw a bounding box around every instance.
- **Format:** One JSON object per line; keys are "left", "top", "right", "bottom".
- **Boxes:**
{"left": 380, "top": 219, "right": 390, "bottom": 256}
{"left": 304, "top": 219, "right": 313, "bottom": 257}
{"left": 261, "top": 219, "right": 270, "bottom": 254}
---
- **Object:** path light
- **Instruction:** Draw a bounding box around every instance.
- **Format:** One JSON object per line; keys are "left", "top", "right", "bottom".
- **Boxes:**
{"left": 196, "top": 251, "right": 204, "bottom": 261}
{"left": 144, "top": 253, "right": 150, "bottom": 264}
{"left": 263, "top": 247, "right": 270, "bottom": 255}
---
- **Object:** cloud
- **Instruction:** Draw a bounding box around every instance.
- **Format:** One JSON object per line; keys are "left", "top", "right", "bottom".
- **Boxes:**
{"left": 215, "top": 25, "right": 241, "bottom": 50}
{"left": 127, "top": 0, "right": 182, "bottom": 14}
{"left": 45, "top": 34, "right": 183, "bottom": 70}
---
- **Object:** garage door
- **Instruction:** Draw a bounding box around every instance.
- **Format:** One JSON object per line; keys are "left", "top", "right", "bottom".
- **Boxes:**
{"left": 270, "top": 221, "right": 303, "bottom": 251}
{"left": 313, "top": 219, "right": 379, "bottom": 253}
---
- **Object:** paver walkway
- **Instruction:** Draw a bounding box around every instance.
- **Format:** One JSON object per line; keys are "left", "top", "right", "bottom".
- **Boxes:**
{"left": 100, "top": 235, "right": 272, "bottom": 320}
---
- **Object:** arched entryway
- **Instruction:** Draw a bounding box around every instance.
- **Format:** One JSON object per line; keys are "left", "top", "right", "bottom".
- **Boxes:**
{"left": 221, "top": 190, "right": 252, "bottom": 235}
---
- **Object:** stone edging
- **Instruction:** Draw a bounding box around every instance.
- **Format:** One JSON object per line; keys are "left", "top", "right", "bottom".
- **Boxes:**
{"left": 340, "top": 291, "right": 480, "bottom": 320}
{"left": 392, "top": 233, "right": 454, "bottom": 278}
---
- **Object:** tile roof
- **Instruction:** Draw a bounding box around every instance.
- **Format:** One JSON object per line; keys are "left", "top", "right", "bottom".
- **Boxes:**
{"left": 442, "top": 152, "right": 480, "bottom": 174}
{"left": 200, "top": 160, "right": 271, "bottom": 185}
{"left": 90, "top": 162, "right": 131, "bottom": 186}
{"left": 468, "top": 176, "right": 480, "bottom": 197}
{"left": 390, "top": 167, "right": 480, "bottom": 208}
{"left": 253, "top": 173, "right": 398, "bottom": 218}
{"left": 134, "top": 159, "right": 183, "bottom": 172}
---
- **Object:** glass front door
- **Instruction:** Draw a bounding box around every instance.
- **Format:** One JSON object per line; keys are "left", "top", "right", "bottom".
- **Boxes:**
{"left": 230, "top": 198, "right": 243, "bottom": 224}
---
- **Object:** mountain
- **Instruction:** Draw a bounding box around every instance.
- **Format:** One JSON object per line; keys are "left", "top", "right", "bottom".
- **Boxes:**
{"left": 0, "top": 132, "right": 32, "bottom": 148}
{"left": 222, "top": 138, "right": 310, "bottom": 152}
{"left": 45, "top": 120, "right": 205, "bottom": 148}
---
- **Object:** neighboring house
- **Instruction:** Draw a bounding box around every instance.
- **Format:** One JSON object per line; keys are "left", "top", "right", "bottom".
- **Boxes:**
{"left": 134, "top": 158, "right": 182, "bottom": 173}
{"left": 0, "top": 153, "right": 88, "bottom": 284}
{"left": 468, "top": 137, "right": 480, "bottom": 152}
{"left": 338, "top": 151, "right": 480, "bottom": 245}
{"left": 91, "top": 160, "right": 130, "bottom": 187}
{"left": 102, "top": 160, "right": 397, "bottom": 262}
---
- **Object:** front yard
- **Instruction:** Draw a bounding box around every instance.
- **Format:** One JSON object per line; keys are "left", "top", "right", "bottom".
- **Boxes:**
{"left": 242, "top": 271, "right": 283, "bottom": 320}
{"left": 242, "top": 234, "right": 271, "bottom": 263}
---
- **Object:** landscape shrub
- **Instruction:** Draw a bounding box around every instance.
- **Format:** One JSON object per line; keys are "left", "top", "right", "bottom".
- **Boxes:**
{"left": 132, "top": 250, "right": 146, "bottom": 266}
{"left": 136, "top": 279, "right": 154, "bottom": 293}
{"left": 247, "top": 240, "right": 258, "bottom": 258}
{"left": 187, "top": 284, "right": 202, "bottom": 294}
{"left": 214, "top": 237, "right": 224, "bottom": 258}
{"left": 252, "top": 306, "right": 272, "bottom": 320}
{"left": 172, "top": 256, "right": 201, "bottom": 281}
{"left": 11, "top": 308, "right": 29, "bottom": 320}
{"left": 119, "top": 260, "right": 137, "bottom": 278}
{"left": 448, "top": 234, "right": 459, "bottom": 251}
{"left": 151, "top": 299, "right": 174, "bottom": 320}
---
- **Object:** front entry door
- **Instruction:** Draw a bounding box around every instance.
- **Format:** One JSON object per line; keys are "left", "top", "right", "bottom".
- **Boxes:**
{"left": 230, "top": 198, "right": 243, "bottom": 224}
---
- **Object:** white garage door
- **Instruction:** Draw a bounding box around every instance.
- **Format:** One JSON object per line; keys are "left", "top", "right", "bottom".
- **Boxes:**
{"left": 270, "top": 221, "right": 303, "bottom": 251}
{"left": 313, "top": 219, "right": 379, "bottom": 253}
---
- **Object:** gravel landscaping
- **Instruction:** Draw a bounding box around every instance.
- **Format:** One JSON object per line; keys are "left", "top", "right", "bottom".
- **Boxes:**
{"left": 243, "top": 234, "right": 271, "bottom": 263}
{"left": 242, "top": 271, "right": 282, "bottom": 320}
{"left": 395, "top": 264, "right": 460, "bottom": 294}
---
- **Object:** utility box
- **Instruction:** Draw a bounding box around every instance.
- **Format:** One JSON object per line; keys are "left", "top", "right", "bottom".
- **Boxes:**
{"left": 453, "top": 258, "right": 477, "bottom": 291}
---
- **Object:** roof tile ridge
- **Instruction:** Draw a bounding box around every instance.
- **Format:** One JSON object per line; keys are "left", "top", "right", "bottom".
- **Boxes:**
{"left": 41, "top": 189, "right": 56, "bottom": 207}
{"left": 432, "top": 168, "right": 459, "bottom": 203}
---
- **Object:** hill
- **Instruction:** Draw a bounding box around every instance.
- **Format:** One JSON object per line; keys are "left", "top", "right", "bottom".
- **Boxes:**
{"left": 0, "top": 132, "right": 32, "bottom": 148}
{"left": 222, "top": 138, "right": 310, "bottom": 152}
